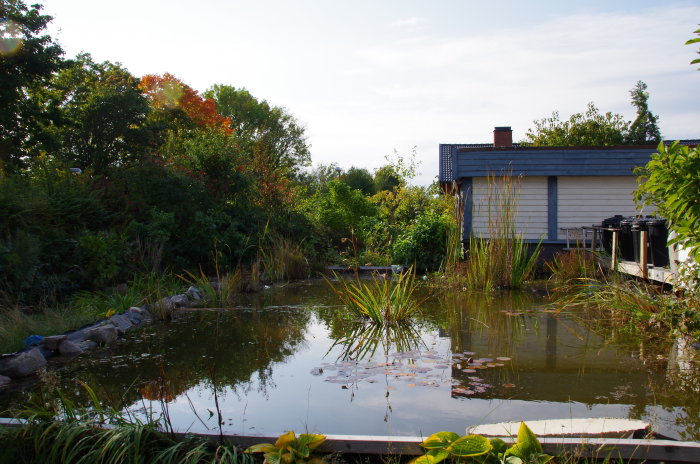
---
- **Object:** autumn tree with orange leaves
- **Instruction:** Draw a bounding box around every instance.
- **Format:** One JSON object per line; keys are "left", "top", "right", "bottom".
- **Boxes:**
{"left": 139, "top": 73, "right": 233, "bottom": 134}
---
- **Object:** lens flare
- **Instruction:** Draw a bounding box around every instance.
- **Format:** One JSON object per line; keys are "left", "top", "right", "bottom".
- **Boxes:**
{"left": 0, "top": 20, "right": 23, "bottom": 56}
{"left": 155, "top": 80, "right": 184, "bottom": 109}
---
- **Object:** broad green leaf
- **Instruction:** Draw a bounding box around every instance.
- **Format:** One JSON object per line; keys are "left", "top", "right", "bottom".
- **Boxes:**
{"left": 275, "top": 431, "right": 297, "bottom": 449}
{"left": 426, "top": 448, "right": 450, "bottom": 464}
{"left": 407, "top": 454, "right": 437, "bottom": 464}
{"left": 505, "top": 456, "right": 523, "bottom": 464}
{"left": 447, "top": 435, "right": 492, "bottom": 457}
{"left": 298, "top": 433, "right": 326, "bottom": 450}
{"left": 246, "top": 443, "right": 275, "bottom": 454}
{"left": 535, "top": 453, "right": 555, "bottom": 464}
{"left": 490, "top": 438, "right": 507, "bottom": 455}
{"left": 264, "top": 451, "right": 282, "bottom": 464}
{"left": 420, "top": 431, "right": 460, "bottom": 450}
{"left": 505, "top": 422, "right": 542, "bottom": 459}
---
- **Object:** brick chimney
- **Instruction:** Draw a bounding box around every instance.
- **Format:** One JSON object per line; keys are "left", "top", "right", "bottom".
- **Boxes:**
{"left": 493, "top": 126, "right": 513, "bottom": 148}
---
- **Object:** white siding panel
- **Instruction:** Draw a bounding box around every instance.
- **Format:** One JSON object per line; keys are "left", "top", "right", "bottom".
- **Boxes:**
{"left": 557, "top": 176, "right": 655, "bottom": 240}
{"left": 472, "top": 176, "right": 548, "bottom": 240}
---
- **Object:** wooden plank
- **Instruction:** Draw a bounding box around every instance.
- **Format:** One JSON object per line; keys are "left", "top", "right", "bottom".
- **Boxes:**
{"left": 640, "top": 230, "right": 648, "bottom": 280}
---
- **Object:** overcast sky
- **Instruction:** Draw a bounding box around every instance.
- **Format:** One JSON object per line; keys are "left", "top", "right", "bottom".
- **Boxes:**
{"left": 44, "top": 0, "right": 700, "bottom": 185}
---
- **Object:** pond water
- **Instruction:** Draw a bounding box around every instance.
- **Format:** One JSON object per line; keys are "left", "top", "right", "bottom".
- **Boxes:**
{"left": 1, "top": 280, "right": 698, "bottom": 440}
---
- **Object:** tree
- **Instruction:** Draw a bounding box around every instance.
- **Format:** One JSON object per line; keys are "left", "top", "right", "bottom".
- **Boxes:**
{"left": 635, "top": 142, "right": 700, "bottom": 262}
{"left": 626, "top": 81, "right": 661, "bottom": 144}
{"left": 342, "top": 167, "right": 376, "bottom": 195}
{"left": 525, "top": 102, "right": 629, "bottom": 146}
{"left": 0, "top": 0, "right": 64, "bottom": 173}
{"left": 139, "top": 74, "right": 233, "bottom": 134}
{"left": 687, "top": 25, "right": 700, "bottom": 69}
{"left": 32, "top": 54, "right": 151, "bottom": 172}
{"left": 204, "top": 85, "right": 310, "bottom": 176}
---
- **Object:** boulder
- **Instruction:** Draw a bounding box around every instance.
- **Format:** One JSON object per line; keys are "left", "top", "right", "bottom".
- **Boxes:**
{"left": 108, "top": 314, "right": 133, "bottom": 335}
{"left": 87, "top": 324, "right": 118, "bottom": 345}
{"left": 170, "top": 294, "right": 190, "bottom": 308}
{"left": 58, "top": 340, "right": 84, "bottom": 356}
{"left": 0, "top": 348, "right": 47, "bottom": 378}
{"left": 78, "top": 340, "right": 98, "bottom": 351}
{"left": 0, "top": 375, "right": 10, "bottom": 386}
{"left": 153, "top": 297, "right": 174, "bottom": 315}
{"left": 124, "top": 310, "right": 144, "bottom": 325}
{"left": 42, "top": 335, "right": 67, "bottom": 351}
{"left": 186, "top": 286, "right": 204, "bottom": 301}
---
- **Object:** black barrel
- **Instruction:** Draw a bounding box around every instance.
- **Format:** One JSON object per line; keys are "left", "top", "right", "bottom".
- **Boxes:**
{"left": 601, "top": 215, "right": 625, "bottom": 254}
{"left": 619, "top": 217, "right": 635, "bottom": 261}
{"left": 631, "top": 217, "right": 653, "bottom": 264}
{"left": 647, "top": 218, "right": 670, "bottom": 267}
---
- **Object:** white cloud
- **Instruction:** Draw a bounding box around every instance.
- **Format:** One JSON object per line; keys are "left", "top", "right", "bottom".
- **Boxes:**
{"left": 392, "top": 17, "right": 426, "bottom": 27}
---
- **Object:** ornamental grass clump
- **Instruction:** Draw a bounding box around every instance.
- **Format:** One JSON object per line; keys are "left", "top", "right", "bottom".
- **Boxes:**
{"left": 325, "top": 266, "right": 428, "bottom": 326}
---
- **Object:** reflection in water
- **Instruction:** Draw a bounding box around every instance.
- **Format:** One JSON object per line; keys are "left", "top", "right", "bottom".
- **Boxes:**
{"left": 328, "top": 321, "right": 424, "bottom": 361}
{"left": 0, "top": 280, "right": 697, "bottom": 439}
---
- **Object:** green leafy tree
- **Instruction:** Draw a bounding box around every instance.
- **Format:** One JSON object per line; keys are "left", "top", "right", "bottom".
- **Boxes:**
{"left": 626, "top": 80, "right": 661, "bottom": 144}
{"left": 635, "top": 142, "right": 700, "bottom": 261}
{"left": 314, "top": 180, "right": 376, "bottom": 236}
{"left": 0, "top": 0, "right": 64, "bottom": 173}
{"left": 204, "top": 85, "right": 310, "bottom": 176}
{"left": 342, "top": 166, "right": 376, "bottom": 195}
{"left": 31, "top": 53, "right": 151, "bottom": 172}
{"left": 687, "top": 25, "right": 700, "bottom": 69}
{"left": 525, "top": 102, "right": 629, "bottom": 146}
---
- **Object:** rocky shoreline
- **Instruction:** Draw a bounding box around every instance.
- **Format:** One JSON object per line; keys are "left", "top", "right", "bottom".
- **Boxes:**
{"left": 0, "top": 286, "right": 205, "bottom": 385}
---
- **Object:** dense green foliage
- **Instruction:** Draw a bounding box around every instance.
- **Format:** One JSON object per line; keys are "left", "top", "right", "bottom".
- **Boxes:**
{"left": 634, "top": 142, "right": 700, "bottom": 262}
{"left": 524, "top": 82, "right": 660, "bottom": 146}
{"left": 0, "top": 0, "right": 452, "bottom": 308}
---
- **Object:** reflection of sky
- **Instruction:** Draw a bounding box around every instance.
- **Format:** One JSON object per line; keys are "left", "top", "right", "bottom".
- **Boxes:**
{"left": 127, "top": 314, "right": 684, "bottom": 438}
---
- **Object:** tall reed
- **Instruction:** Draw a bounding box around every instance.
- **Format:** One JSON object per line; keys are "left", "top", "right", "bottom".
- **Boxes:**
{"left": 462, "top": 173, "right": 540, "bottom": 290}
{"left": 324, "top": 267, "right": 428, "bottom": 326}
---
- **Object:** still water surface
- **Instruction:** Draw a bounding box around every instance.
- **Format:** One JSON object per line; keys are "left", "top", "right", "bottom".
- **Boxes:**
{"left": 2, "top": 280, "right": 698, "bottom": 439}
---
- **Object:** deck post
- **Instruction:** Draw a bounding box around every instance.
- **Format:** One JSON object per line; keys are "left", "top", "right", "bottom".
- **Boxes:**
{"left": 611, "top": 230, "right": 618, "bottom": 270}
{"left": 640, "top": 230, "right": 648, "bottom": 279}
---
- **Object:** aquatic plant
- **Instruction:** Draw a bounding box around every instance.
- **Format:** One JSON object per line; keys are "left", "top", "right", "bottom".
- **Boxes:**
{"left": 545, "top": 249, "right": 603, "bottom": 285}
{"left": 552, "top": 276, "right": 700, "bottom": 340}
{"left": 245, "top": 431, "right": 326, "bottom": 464}
{"left": 329, "top": 320, "right": 424, "bottom": 361}
{"left": 324, "top": 267, "right": 428, "bottom": 326}
{"left": 409, "top": 422, "right": 552, "bottom": 464}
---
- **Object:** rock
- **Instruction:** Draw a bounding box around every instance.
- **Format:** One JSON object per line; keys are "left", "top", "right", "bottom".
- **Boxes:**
{"left": 186, "top": 286, "right": 204, "bottom": 301}
{"left": 42, "top": 335, "right": 67, "bottom": 351}
{"left": 128, "top": 306, "right": 148, "bottom": 315}
{"left": 153, "top": 297, "right": 174, "bottom": 314}
{"left": 170, "top": 294, "right": 190, "bottom": 308}
{"left": 108, "top": 314, "right": 133, "bottom": 335}
{"left": 0, "top": 348, "right": 47, "bottom": 378}
{"left": 66, "top": 328, "right": 89, "bottom": 343}
{"left": 87, "top": 324, "right": 118, "bottom": 344}
{"left": 58, "top": 340, "right": 84, "bottom": 356}
{"left": 124, "top": 310, "right": 144, "bottom": 325}
{"left": 78, "top": 340, "right": 98, "bottom": 351}
{"left": 0, "top": 375, "right": 10, "bottom": 386}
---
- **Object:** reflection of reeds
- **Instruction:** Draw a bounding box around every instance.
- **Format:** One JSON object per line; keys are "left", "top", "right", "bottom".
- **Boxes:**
{"left": 329, "top": 321, "right": 425, "bottom": 361}
{"left": 324, "top": 267, "right": 428, "bottom": 326}
{"left": 464, "top": 174, "right": 541, "bottom": 291}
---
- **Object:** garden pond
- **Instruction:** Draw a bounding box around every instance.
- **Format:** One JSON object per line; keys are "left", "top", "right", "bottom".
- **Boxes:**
{"left": 1, "top": 280, "right": 698, "bottom": 440}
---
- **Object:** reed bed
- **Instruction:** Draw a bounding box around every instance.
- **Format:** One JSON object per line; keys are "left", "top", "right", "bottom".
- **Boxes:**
{"left": 325, "top": 267, "right": 428, "bottom": 327}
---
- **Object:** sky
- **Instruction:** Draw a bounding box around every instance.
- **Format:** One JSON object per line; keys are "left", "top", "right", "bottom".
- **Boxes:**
{"left": 43, "top": 0, "right": 700, "bottom": 185}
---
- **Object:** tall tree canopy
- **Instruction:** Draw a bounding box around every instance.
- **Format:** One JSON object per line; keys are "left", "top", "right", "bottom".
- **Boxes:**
{"left": 525, "top": 82, "right": 661, "bottom": 146}
{"left": 0, "top": 0, "right": 64, "bottom": 173}
{"left": 625, "top": 80, "right": 661, "bottom": 144}
{"left": 31, "top": 54, "right": 151, "bottom": 172}
{"left": 204, "top": 85, "right": 310, "bottom": 176}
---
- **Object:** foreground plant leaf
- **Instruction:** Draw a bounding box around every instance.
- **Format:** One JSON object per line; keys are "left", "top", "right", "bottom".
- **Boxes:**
{"left": 447, "top": 434, "right": 492, "bottom": 457}
{"left": 420, "top": 431, "right": 461, "bottom": 450}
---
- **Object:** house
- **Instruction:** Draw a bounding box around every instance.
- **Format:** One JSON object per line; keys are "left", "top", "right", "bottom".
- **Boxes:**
{"left": 439, "top": 127, "right": 698, "bottom": 255}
